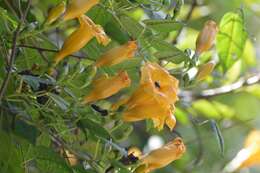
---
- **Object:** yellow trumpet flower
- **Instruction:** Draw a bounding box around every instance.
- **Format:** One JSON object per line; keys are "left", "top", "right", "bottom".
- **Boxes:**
{"left": 46, "top": 1, "right": 66, "bottom": 25}
{"left": 136, "top": 137, "right": 186, "bottom": 173}
{"left": 82, "top": 71, "right": 131, "bottom": 104}
{"left": 195, "top": 20, "right": 218, "bottom": 56}
{"left": 122, "top": 79, "right": 176, "bottom": 130}
{"left": 224, "top": 130, "right": 260, "bottom": 172}
{"left": 123, "top": 102, "right": 173, "bottom": 129}
{"left": 140, "top": 62, "right": 179, "bottom": 105}
{"left": 126, "top": 81, "right": 173, "bottom": 110}
{"left": 141, "top": 63, "right": 178, "bottom": 87}
{"left": 196, "top": 61, "right": 216, "bottom": 81}
{"left": 63, "top": 0, "right": 100, "bottom": 21}
{"left": 95, "top": 41, "right": 138, "bottom": 67}
{"left": 53, "top": 15, "right": 110, "bottom": 67}
{"left": 112, "top": 62, "right": 178, "bottom": 130}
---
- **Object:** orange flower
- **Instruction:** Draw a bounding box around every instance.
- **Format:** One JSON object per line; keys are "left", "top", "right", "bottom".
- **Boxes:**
{"left": 53, "top": 15, "right": 110, "bottom": 67}
{"left": 63, "top": 0, "right": 100, "bottom": 21}
{"left": 140, "top": 62, "right": 179, "bottom": 104}
{"left": 136, "top": 137, "right": 186, "bottom": 173}
{"left": 224, "top": 130, "right": 260, "bottom": 172}
{"left": 196, "top": 61, "right": 216, "bottom": 81}
{"left": 195, "top": 20, "right": 218, "bottom": 56}
{"left": 123, "top": 102, "right": 174, "bottom": 130}
{"left": 119, "top": 62, "right": 179, "bottom": 130}
{"left": 82, "top": 71, "right": 131, "bottom": 104}
{"left": 95, "top": 41, "right": 138, "bottom": 67}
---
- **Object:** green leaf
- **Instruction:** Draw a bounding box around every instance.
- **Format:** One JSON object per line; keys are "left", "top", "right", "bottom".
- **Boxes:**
{"left": 105, "top": 20, "right": 129, "bottom": 44}
{"left": 214, "top": 92, "right": 260, "bottom": 120}
{"left": 149, "top": 37, "right": 181, "bottom": 52}
{"left": 34, "top": 146, "right": 72, "bottom": 173}
{"left": 88, "top": 5, "right": 112, "bottom": 26}
{"left": 111, "top": 123, "right": 133, "bottom": 142}
{"left": 154, "top": 50, "right": 189, "bottom": 64}
{"left": 48, "top": 93, "right": 69, "bottom": 111}
{"left": 143, "top": 19, "right": 183, "bottom": 32}
{"left": 0, "top": 131, "right": 23, "bottom": 173}
{"left": 119, "top": 14, "right": 145, "bottom": 39}
{"left": 192, "top": 99, "right": 221, "bottom": 119}
{"left": 242, "top": 39, "right": 256, "bottom": 67}
{"left": 212, "top": 101, "right": 235, "bottom": 118}
{"left": 245, "top": 84, "right": 260, "bottom": 99}
{"left": 22, "top": 75, "right": 53, "bottom": 91}
{"left": 0, "top": 7, "right": 17, "bottom": 28}
{"left": 175, "top": 108, "right": 189, "bottom": 125}
{"left": 14, "top": 119, "right": 40, "bottom": 144}
{"left": 210, "top": 120, "right": 225, "bottom": 156}
{"left": 112, "top": 161, "right": 130, "bottom": 173}
{"left": 77, "top": 118, "right": 111, "bottom": 139}
{"left": 216, "top": 11, "right": 247, "bottom": 70}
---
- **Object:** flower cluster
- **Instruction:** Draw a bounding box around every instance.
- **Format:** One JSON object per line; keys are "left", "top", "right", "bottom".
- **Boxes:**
{"left": 47, "top": 0, "right": 137, "bottom": 101}
{"left": 45, "top": 1, "right": 188, "bottom": 172}
{"left": 118, "top": 62, "right": 179, "bottom": 131}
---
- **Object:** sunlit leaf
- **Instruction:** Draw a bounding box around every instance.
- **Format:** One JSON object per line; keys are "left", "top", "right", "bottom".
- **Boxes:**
{"left": 192, "top": 99, "right": 221, "bottom": 119}
{"left": 217, "top": 11, "right": 247, "bottom": 70}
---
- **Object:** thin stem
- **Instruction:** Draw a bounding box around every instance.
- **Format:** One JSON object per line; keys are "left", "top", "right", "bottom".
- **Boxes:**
{"left": 19, "top": 21, "right": 65, "bottom": 40}
{"left": 18, "top": 44, "right": 94, "bottom": 61}
{"left": 3, "top": 0, "right": 19, "bottom": 19}
{"left": 179, "top": 73, "right": 260, "bottom": 100}
{"left": 172, "top": 0, "right": 197, "bottom": 44}
{"left": 0, "top": 0, "right": 32, "bottom": 103}
{"left": 0, "top": 25, "right": 21, "bottom": 103}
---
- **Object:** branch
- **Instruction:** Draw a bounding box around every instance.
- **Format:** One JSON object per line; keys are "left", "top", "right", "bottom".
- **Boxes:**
{"left": 179, "top": 73, "right": 260, "bottom": 100}
{"left": 17, "top": 44, "right": 94, "bottom": 61}
{"left": 0, "top": 0, "right": 32, "bottom": 103}
{"left": 172, "top": 0, "right": 197, "bottom": 44}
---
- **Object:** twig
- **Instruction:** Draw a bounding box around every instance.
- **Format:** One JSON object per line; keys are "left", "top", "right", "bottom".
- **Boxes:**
{"left": 172, "top": 0, "right": 197, "bottom": 44}
{"left": 3, "top": 0, "right": 19, "bottom": 19}
{"left": 184, "top": 115, "right": 203, "bottom": 172}
{"left": 0, "top": 0, "right": 32, "bottom": 103}
{"left": 18, "top": 44, "right": 94, "bottom": 61}
{"left": 179, "top": 73, "right": 260, "bottom": 100}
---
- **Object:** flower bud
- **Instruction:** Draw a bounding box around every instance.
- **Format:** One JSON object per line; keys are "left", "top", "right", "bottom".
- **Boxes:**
{"left": 82, "top": 71, "right": 131, "bottom": 104}
{"left": 196, "top": 61, "right": 216, "bottom": 81}
{"left": 95, "top": 41, "right": 138, "bottom": 68}
{"left": 63, "top": 0, "right": 100, "bottom": 21}
{"left": 195, "top": 20, "right": 218, "bottom": 55}
{"left": 46, "top": 1, "right": 66, "bottom": 25}
{"left": 137, "top": 137, "right": 186, "bottom": 173}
